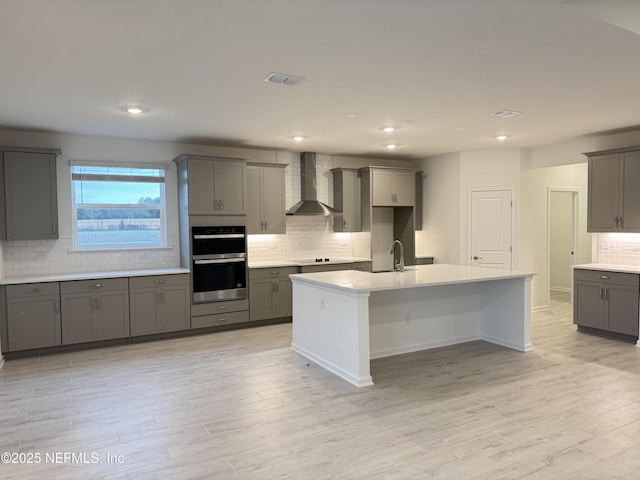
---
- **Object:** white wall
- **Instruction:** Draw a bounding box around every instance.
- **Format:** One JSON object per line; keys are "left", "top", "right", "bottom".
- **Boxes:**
{"left": 519, "top": 163, "right": 590, "bottom": 309}
{"left": 549, "top": 191, "right": 574, "bottom": 291}
{"left": 414, "top": 152, "right": 461, "bottom": 263}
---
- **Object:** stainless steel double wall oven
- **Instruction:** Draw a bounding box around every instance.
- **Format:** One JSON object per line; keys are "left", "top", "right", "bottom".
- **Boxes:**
{"left": 191, "top": 226, "right": 247, "bottom": 303}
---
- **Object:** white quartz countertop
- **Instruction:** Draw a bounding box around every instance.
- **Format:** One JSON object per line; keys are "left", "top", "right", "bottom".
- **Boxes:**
{"left": 290, "top": 263, "right": 536, "bottom": 293}
{"left": 249, "top": 257, "right": 371, "bottom": 269}
{"left": 573, "top": 263, "right": 640, "bottom": 274}
{"left": 0, "top": 267, "right": 190, "bottom": 285}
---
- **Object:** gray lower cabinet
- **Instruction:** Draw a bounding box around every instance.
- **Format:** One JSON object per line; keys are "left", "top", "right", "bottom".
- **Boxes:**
{"left": 6, "top": 282, "right": 61, "bottom": 351}
{"left": 249, "top": 267, "right": 297, "bottom": 321}
{"left": 352, "top": 261, "right": 373, "bottom": 272}
{"left": 129, "top": 274, "right": 190, "bottom": 336}
{"left": 573, "top": 269, "right": 639, "bottom": 337}
{"left": 1, "top": 147, "right": 61, "bottom": 240}
{"left": 61, "top": 278, "right": 130, "bottom": 345}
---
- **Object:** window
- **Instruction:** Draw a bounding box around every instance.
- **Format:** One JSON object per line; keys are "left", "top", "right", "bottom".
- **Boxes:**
{"left": 71, "top": 163, "right": 167, "bottom": 249}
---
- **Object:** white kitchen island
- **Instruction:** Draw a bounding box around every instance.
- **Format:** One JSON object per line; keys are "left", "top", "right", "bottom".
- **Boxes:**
{"left": 290, "top": 264, "right": 535, "bottom": 387}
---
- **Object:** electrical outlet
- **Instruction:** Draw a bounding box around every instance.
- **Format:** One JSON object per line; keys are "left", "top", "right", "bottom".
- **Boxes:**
{"left": 320, "top": 298, "right": 325, "bottom": 310}
{"left": 35, "top": 251, "right": 47, "bottom": 261}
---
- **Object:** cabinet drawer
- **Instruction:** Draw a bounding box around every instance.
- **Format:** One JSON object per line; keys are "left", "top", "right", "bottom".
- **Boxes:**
{"left": 61, "top": 277, "right": 129, "bottom": 294}
{"left": 249, "top": 267, "right": 298, "bottom": 280}
{"left": 129, "top": 274, "right": 189, "bottom": 289}
{"left": 191, "top": 298, "right": 248, "bottom": 317}
{"left": 574, "top": 269, "right": 640, "bottom": 287}
{"left": 299, "top": 263, "right": 352, "bottom": 273}
{"left": 7, "top": 282, "right": 60, "bottom": 298}
{"left": 191, "top": 310, "right": 249, "bottom": 329}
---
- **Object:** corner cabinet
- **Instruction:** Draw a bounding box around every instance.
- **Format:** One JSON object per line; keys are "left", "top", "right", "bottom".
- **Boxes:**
{"left": 0, "top": 146, "right": 61, "bottom": 240}
{"left": 129, "top": 274, "right": 190, "bottom": 336}
{"left": 574, "top": 269, "right": 639, "bottom": 338}
{"left": 174, "top": 154, "right": 247, "bottom": 215}
{"left": 61, "top": 278, "right": 130, "bottom": 345}
{"left": 6, "top": 283, "right": 61, "bottom": 351}
{"left": 246, "top": 163, "right": 287, "bottom": 234}
{"left": 586, "top": 147, "right": 640, "bottom": 232}
{"left": 331, "top": 168, "right": 361, "bottom": 232}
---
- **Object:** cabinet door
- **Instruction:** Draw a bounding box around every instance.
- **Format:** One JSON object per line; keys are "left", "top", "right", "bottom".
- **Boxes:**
{"left": 130, "top": 288, "right": 161, "bottom": 336}
{"left": 394, "top": 172, "right": 416, "bottom": 206}
{"left": 588, "top": 154, "right": 620, "bottom": 232}
{"left": 249, "top": 279, "right": 275, "bottom": 321}
{"left": 188, "top": 159, "right": 216, "bottom": 214}
{"left": 7, "top": 295, "right": 61, "bottom": 351}
{"left": 275, "top": 278, "right": 293, "bottom": 318}
{"left": 246, "top": 166, "right": 263, "bottom": 233}
{"left": 606, "top": 284, "right": 639, "bottom": 336}
{"left": 162, "top": 285, "right": 190, "bottom": 332}
{"left": 214, "top": 161, "right": 246, "bottom": 214}
{"left": 342, "top": 171, "right": 361, "bottom": 232}
{"left": 61, "top": 294, "right": 95, "bottom": 345}
{"left": 261, "top": 167, "right": 285, "bottom": 234}
{"left": 96, "top": 291, "right": 130, "bottom": 340}
{"left": 4, "top": 151, "right": 58, "bottom": 240}
{"left": 573, "top": 280, "right": 604, "bottom": 329}
{"left": 371, "top": 170, "right": 394, "bottom": 206}
{"left": 620, "top": 152, "right": 640, "bottom": 231}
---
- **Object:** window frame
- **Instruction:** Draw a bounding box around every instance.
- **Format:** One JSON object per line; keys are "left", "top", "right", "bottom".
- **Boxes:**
{"left": 70, "top": 161, "right": 169, "bottom": 251}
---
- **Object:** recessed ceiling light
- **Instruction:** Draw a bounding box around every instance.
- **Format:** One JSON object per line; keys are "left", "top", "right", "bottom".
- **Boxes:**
{"left": 119, "top": 105, "right": 149, "bottom": 115}
{"left": 346, "top": 113, "right": 358, "bottom": 118}
{"left": 292, "top": 136, "right": 305, "bottom": 142}
{"left": 385, "top": 144, "right": 398, "bottom": 150}
{"left": 495, "top": 134, "right": 510, "bottom": 141}
{"left": 381, "top": 126, "right": 400, "bottom": 133}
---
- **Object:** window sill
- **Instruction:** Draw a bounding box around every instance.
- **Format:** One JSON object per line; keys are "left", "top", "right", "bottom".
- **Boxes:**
{"left": 68, "top": 246, "right": 173, "bottom": 254}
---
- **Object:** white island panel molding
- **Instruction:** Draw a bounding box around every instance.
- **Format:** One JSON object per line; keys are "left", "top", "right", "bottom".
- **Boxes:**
{"left": 291, "top": 264, "right": 535, "bottom": 387}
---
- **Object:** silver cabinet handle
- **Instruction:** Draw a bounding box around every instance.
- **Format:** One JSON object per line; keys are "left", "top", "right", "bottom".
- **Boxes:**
{"left": 195, "top": 258, "right": 245, "bottom": 265}
{"left": 600, "top": 287, "right": 604, "bottom": 300}
{"left": 216, "top": 305, "right": 226, "bottom": 311}
{"left": 154, "top": 279, "right": 166, "bottom": 285}
{"left": 216, "top": 317, "right": 227, "bottom": 323}
{"left": 598, "top": 275, "right": 610, "bottom": 280}
{"left": 89, "top": 283, "right": 102, "bottom": 290}
{"left": 604, "top": 288, "right": 609, "bottom": 301}
{"left": 264, "top": 221, "right": 267, "bottom": 230}
{"left": 25, "top": 287, "right": 42, "bottom": 294}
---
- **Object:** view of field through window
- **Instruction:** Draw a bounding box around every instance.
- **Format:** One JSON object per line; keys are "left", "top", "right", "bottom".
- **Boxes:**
{"left": 71, "top": 166, "right": 166, "bottom": 248}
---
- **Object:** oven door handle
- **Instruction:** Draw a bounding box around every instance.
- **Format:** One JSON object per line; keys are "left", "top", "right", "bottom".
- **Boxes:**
{"left": 194, "top": 258, "right": 246, "bottom": 265}
{"left": 193, "top": 234, "right": 245, "bottom": 239}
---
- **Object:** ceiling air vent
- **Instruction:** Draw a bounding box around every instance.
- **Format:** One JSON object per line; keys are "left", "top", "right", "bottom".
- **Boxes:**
{"left": 490, "top": 109, "right": 522, "bottom": 118}
{"left": 263, "top": 72, "right": 306, "bottom": 86}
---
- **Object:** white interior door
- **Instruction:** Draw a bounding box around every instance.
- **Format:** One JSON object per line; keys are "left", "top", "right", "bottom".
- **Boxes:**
{"left": 470, "top": 189, "right": 513, "bottom": 269}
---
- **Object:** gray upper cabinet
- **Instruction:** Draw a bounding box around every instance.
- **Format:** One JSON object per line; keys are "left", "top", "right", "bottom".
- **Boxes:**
{"left": 331, "top": 168, "right": 361, "bottom": 232}
{"left": 174, "top": 155, "right": 247, "bottom": 215}
{"left": 247, "top": 163, "right": 286, "bottom": 234}
{"left": 586, "top": 148, "right": 640, "bottom": 232}
{"left": 363, "top": 167, "right": 416, "bottom": 207}
{"left": 6, "top": 282, "right": 61, "bottom": 351}
{"left": 0, "top": 147, "right": 61, "bottom": 240}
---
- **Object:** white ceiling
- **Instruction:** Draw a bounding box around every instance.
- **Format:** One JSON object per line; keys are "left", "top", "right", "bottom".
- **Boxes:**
{"left": 2, "top": 0, "right": 640, "bottom": 159}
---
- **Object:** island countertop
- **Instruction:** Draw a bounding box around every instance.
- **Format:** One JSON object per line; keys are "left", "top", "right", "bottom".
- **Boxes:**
{"left": 290, "top": 263, "right": 536, "bottom": 293}
{"left": 572, "top": 263, "right": 640, "bottom": 275}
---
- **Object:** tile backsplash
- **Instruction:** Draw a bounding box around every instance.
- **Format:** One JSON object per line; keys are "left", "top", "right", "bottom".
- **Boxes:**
{"left": 248, "top": 216, "right": 352, "bottom": 262}
{"left": 2, "top": 236, "right": 181, "bottom": 277}
{"left": 596, "top": 232, "right": 640, "bottom": 265}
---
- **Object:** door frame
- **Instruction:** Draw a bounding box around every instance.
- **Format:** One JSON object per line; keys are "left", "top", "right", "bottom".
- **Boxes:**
{"left": 467, "top": 186, "right": 516, "bottom": 268}
{"left": 547, "top": 187, "right": 579, "bottom": 307}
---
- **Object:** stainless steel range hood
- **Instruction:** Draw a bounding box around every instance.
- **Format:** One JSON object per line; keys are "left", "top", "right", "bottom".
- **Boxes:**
{"left": 287, "top": 152, "right": 340, "bottom": 215}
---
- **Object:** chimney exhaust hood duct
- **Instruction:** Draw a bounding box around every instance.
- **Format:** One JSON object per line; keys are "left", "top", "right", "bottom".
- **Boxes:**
{"left": 287, "top": 152, "right": 340, "bottom": 215}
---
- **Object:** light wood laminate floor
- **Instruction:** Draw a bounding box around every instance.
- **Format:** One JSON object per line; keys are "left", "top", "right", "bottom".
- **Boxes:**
{"left": 3, "top": 292, "right": 640, "bottom": 479}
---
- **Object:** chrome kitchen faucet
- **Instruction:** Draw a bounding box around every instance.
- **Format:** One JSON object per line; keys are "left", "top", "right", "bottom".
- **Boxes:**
{"left": 388, "top": 240, "right": 405, "bottom": 272}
